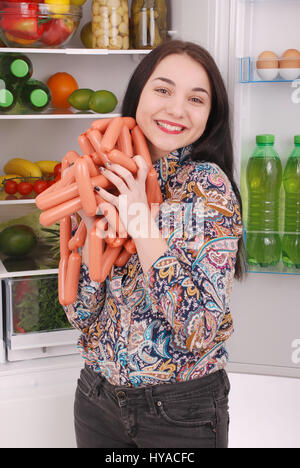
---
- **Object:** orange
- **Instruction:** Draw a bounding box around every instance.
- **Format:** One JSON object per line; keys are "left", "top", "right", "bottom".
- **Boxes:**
{"left": 47, "top": 72, "right": 79, "bottom": 109}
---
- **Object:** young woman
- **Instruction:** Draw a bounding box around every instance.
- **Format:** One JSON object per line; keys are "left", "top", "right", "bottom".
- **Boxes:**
{"left": 64, "top": 40, "right": 245, "bottom": 449}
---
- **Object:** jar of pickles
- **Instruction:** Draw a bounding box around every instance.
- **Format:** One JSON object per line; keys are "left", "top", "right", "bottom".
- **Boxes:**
{"left": 131, "top": 0, "right": 167, "bottom": 49}
{"left": 92, "top": 0, "right": 129, "bottom": 50}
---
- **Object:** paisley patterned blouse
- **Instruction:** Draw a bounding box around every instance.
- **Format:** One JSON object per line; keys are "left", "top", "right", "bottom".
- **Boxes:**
{"left": 64, "top": 146, "right": 243, "bottom": 387}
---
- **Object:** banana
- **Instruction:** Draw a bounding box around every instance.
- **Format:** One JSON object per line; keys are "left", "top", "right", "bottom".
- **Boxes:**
{"left": 36, "top": 160, "right": 60, "bottom": 175}
{"left": 4, "top": 158, "right": 42, "bottom": 178}
{"left": 0, "top": 174, "right": 22, "bottom": 186}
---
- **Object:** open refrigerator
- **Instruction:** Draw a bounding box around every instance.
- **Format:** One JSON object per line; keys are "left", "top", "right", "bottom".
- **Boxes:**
{"left": 0, "top": 0, "right": 299, "bottom": 448}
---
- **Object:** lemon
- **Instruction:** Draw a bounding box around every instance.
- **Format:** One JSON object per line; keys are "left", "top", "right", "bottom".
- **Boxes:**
{"left": 89, "top": 90, "right": 118, "bottom": 114}
{"left": 80, "top": 22, "right": 92, "bottom": 49}
{"left": 68, "top": 88, "right": 95, "bottom": 110}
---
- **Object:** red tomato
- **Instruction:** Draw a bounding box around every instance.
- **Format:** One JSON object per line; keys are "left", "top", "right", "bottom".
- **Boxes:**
{"left": 33, "top": 179, "right": 49, "bottom": 194}
{"left": 54, "top": 163, "right": 62, "bottom": 178}
{"left": 41, "top": 18, "right": 74, "bottom": 46}
{"left": 4, "top": 179, "right": 18, "bottom": 194}
{"left": 47, "top": 180, "right": 56, "bottom": 187}
{"left": 17, "top": 181, "right": 33, "bottom": 195}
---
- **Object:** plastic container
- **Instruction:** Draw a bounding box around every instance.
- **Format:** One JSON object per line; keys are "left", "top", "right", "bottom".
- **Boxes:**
{"left": 0, "top": 2, "right": 82, "bottom": 48}
{"left": 282, "top": 136, "right": 300, "bottom": 268}
{"left": 246, "top": 134, "right": 283, "bottom": 267}
{"left": 92, "top": 0, "right": 129, "bottom": 50}
{"left": 0, "top": 52, "right": 33, "bottom": 83}
{"left": 131, "top": 0, "right": 167, "bottom": 49}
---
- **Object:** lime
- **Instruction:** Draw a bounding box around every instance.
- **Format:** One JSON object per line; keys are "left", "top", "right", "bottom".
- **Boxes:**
{"left": 0, "top": 225, "right": 37, "bottom": 258}
{"left": 80, "top": 21, "right": 92, "bottom": 49}
{"left": 68, "top": 88, "right": 94, "bottom": 110}
{"left": 89, "top": 90, "right": 118, "bottom": 114}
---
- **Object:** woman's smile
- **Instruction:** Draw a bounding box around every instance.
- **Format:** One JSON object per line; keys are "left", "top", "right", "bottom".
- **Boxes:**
{"left": 155, "top": 119, "right": 187, "bottom": 134}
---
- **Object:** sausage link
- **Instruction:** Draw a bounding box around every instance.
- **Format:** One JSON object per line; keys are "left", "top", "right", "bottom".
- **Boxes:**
{"left": 101, "top": 117, "right": 124, "bottom": 153}
{"left": 118, "top": 125, "right": 134, "bottom": 157}
{"left": 68, "top": 220, "right": 87, "bottom": 251}
{"left": 88, "top": 225, "right": 105, "bottom": 282}
{"left": 78, "top": 133, "right": 95, "bottom": 155}
{"left": 39, "top": 197, "right": 82, "bottom": 227}
{"left": 75, "top": 157, "right": 97, "bottom": 217}
{"left": 131, "top": 125, "right": 152, "bottom": 168}
{"left": 60, "top": 216, "right": 72, "bottom": 258}
{"left": 114, "top": 247, "right": 132, "bottom": 267}
{"left": 108, "top": 149, "right": 138, "bottom": 175}
{"left": 64, "top": 250, "right": 82, "bottom": 305}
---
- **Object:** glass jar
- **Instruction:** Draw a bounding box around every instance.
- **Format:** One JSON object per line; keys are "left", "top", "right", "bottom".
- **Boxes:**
{"left": 92, "top": 0, "right": 129, "bottom": 50}
{"left": 131, "top": 0, "right": 167, "bottom": 49}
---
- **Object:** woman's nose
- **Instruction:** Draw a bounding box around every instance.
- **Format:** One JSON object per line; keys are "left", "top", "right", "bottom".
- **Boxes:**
{"left": 166, "top": 97, "right": 186, "bottom": 118}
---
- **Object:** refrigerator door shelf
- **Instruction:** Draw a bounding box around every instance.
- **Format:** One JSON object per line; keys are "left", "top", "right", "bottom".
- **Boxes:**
{"left": 7, "top": 329, "right": 80, "bottom": 362}
{"left": 239, "top": 57, "right": 300, "bottom": 83}
{"left": 244, "top": 230, "right": 300, "bottom": 275}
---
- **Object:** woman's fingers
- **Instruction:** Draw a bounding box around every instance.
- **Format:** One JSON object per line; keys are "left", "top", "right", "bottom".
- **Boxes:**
{"left": 133, "top": 155, "right": 149, "bottom": 183}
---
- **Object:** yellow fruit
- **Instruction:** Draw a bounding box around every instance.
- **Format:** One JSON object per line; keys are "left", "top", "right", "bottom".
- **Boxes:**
{"left": 71, "top": 0, "right": 87, "bottom": 6}
{"left": 4, "top": 158, "right": 42, "bottom": 178}
{"left": 44, "top": 0, "right": 70, "bottom": 15}
{"left": 36, "top": 160, "right": 60, "bottom": 175}
{"left": 0, "top": 174, "right": 21, "bottom": 186}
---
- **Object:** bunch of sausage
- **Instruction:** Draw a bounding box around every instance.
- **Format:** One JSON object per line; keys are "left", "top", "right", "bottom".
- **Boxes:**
{"left": 36, "top": 116, "right": 163, "bottom": 306}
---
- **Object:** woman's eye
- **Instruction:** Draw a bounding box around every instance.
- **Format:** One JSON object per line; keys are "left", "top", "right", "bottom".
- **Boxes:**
{"left": 155, "top": 88, "right": 169, "bottom": 95}
{"left": 190, "top": 97, "right": 203, "bottom": 104}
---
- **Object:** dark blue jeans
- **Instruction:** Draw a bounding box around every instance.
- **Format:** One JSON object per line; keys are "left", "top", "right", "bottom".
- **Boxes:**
{"left": 74, "top": 365, "right": 230, "bottom": 448}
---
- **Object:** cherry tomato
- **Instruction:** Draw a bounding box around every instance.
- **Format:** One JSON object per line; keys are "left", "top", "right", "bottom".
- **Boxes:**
{"left": 47, "top": 180, "right": 57, "bottom": 187}
{"left": 54, "top": 163, "right": 62, "bottom": 178}
{"left": 33, "top": 179, "right": 49, "bottom": 194}
{"left": 54, "top": 175, "right": 61, "bottom": 183}
{"left": 4, "top": 180, "right": 18, "bottom": 194}
{"left": 17, "top": 181, "right": 33, "bottom": 195}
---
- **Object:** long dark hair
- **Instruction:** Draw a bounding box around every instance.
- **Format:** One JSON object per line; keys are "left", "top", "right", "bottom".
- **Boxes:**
{"left": 122, "top": 40, "right": 246, "bottom": 280}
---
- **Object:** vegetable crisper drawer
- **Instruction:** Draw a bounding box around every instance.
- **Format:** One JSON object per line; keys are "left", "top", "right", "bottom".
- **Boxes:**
{"left": 5, "top": 275, "right": 80, "bottom": 361}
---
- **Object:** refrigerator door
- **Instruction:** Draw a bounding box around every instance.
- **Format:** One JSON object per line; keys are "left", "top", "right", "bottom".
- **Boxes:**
{"left": 226, "top": 0, "right": 300, "bottom": 378}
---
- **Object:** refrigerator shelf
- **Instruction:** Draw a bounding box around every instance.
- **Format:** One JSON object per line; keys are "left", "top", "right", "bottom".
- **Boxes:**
{"left": 0, "top": 48, "right": 151, "bottom": 55}
{"left": 0, "top": 112, "right": 121, "bottom": 120}
{"left": 239, "top": 57, "right": 300, "bottom": 83}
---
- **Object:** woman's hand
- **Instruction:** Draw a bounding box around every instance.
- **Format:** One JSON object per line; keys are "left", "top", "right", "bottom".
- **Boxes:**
{"left": 94, "top": 156, "right": 151, "bottom": 239}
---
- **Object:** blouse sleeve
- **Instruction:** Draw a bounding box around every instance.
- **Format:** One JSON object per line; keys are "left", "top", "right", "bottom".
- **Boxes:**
{"left": 144, "top": 162, "right": 243, "bottom": 353}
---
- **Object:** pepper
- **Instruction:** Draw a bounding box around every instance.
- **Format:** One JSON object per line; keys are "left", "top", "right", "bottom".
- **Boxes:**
{"left": 0, "top": 4, "right": 46, "bottom": 40}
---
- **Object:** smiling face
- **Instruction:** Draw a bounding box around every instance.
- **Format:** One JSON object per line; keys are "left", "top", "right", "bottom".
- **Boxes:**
{"left": 136, "top": 53, "right": 212, "bottom": 162}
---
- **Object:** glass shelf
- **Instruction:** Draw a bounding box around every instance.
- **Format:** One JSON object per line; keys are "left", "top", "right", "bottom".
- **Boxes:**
{"left": 244, "top": 230, "right": 300, "bottom": 275}
{"left": 239, "top": 57, "right": 300, "bottom": 83}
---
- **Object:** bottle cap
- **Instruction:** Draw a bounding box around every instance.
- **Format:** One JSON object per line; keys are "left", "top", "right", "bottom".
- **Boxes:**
{"left": 0, "top": 89, "right": 14, "bottom": 108}
{"left": 256, "top": 134, "right": 275, "bottom": 144}
{"left": 10, "top": 59, "right": 29, "bottom": 78}
{"left": 30, "top": 89, "right": 48, "bottom": 108}
{"left": 294, "top": 135, "right": 300, "bottom": 144}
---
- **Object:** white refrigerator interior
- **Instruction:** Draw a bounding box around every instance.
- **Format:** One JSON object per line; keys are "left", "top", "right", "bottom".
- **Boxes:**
{"left": 0, "top": 0, "right": 299, "bottom": 448}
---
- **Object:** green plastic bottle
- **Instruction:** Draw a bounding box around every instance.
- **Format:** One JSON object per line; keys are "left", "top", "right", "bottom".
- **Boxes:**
{"left": 17, "top": 80, "right": 51, "bottom": 112}
{"left": 246, "top": 134, "right": 283, "bottom": 267}
{"left": 0, "top": 78, "right": 16, "bottom": 113}
{"left": 282, "top": 136, "right": 300, "bottom": 268}
{"left": 0, "top": 53, "right": 33, "bottom": 84}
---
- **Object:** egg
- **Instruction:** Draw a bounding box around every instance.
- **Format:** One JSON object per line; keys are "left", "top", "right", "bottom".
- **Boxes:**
{"left": 280, "top": 49, "right": 300, "bottom": 68}
{"left": 257, "top": 51, "right": 279, "bottom": 69}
